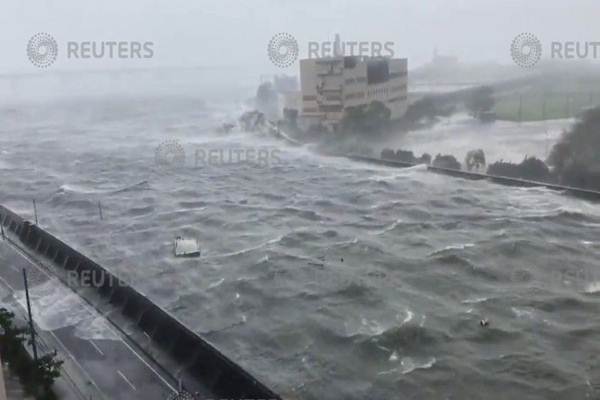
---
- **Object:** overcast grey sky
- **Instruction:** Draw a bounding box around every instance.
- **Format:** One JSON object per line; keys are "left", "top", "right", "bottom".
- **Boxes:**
{"left": 1, "top": 0, "right": 599, "bottom": 74}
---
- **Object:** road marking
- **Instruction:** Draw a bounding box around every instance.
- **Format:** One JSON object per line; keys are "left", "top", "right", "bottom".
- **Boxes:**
{"left": 117, "top": 370, "right": 137, "bottom": 391}
{"left": 90, "top": 340, "right": 105, "bottom": 356}
{"left": 0, "top": 273, "right": 104, "bottom": 397}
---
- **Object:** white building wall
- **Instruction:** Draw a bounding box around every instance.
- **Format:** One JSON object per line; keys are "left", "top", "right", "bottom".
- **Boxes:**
{"left": 299, "top": 56, "right": 409, "bottom": 129}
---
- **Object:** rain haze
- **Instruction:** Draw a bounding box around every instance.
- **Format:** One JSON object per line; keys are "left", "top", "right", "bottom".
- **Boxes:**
{"left": 1, "top": 1, "right": 600, "bottom": 400}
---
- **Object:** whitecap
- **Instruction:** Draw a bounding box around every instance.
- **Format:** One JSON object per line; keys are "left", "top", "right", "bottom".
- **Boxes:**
{"left": 370, "top": 219, "right": 403, "bottom": 236}
{"left": 330, "top": 237, "right": 359, "bottom": 246}
{"left": 443, "top": 243, "right": 474, "bottom": 251}
{"left": 344, "top": 317, "right": 386, "bottom": 337}
{"left": 207, "top": 236, "right": 282, "bottom": 258}
{"left": 400, "top": 356, "right": 436, "bottom": 374}
{"left": 462, "top": 296, "right": 488, "bottom": 304}
{"left": 512, "top": 307, "right": 535, "bottom": 318}
{"left": 429, "top": 243, "right": 474, "bottom": 256}
{"left": 396, "top": 309, "right": 414, "bottom": 324}
{"left": 207, "top": 278, "right": 225, "bottom": 289}
{"left": 379, "top": 357, "right": 436, "bottom": 375}
{"left": 584, "top": 282, "right": 600, "bottom": 294}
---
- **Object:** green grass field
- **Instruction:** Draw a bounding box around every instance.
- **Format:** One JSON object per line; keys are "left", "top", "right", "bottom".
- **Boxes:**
{"left": 494, "top": 92, "right": 600, "bottom": 122}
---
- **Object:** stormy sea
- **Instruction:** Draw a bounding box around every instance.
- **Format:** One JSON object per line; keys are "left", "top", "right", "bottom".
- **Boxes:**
{"left": 1, "top": 71, "right": 600, "bottom": 399}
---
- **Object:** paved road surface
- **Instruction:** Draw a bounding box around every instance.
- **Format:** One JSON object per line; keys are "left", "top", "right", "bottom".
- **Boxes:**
{"left": 0, "top": 239, "right": 178, "bottom": 400}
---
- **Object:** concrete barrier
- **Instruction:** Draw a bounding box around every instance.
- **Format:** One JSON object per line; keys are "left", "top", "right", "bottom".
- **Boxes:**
{"left": 343, "top": 154, "right": 600, "bottom": 201}
{"left": 0, "top": 205, "right": 281, "bottom": 400}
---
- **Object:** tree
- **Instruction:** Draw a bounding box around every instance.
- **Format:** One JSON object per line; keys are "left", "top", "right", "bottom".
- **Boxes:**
{"left": 342, "top": 101, "right": 391, "bottom": 134}
{"left": 487, "top": 157, "right": 552, "bottom": 182}
{"left": 0, "top": 308, "right": 62, "bottom": 399}
{"left": 548, "top": 106, "right": 600, "bottom": 190}
{"left": 465, "top": 149, "right": 486, "bottom": 171}
{"left": 433, "top": 154, "right": 461, "bottom": 170}
{"left": 34, "top": 353, "right": 63, "bottom": 392}
{"left": 0, "top": 308, "right": 15, "bottom": 333}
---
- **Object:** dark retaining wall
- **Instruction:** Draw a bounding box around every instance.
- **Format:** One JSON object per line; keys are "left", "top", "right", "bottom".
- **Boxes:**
{"left": 0, "top": 205, "right": 281, "bottom": 400}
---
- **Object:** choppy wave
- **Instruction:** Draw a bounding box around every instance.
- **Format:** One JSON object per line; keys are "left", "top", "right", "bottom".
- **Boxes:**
{"left": 3, "top": 95, "right": 600, "bottom": 400}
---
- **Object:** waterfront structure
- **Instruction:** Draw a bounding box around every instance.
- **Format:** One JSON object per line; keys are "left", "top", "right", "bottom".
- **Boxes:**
{"left": 292, "top": 43, "right": 408, "bottom": 131}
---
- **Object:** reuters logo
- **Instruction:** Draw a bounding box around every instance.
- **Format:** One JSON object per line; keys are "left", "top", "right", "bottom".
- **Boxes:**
{"left": 155, "top": 139, "right": 186, "bottom": 169}
{"left": 511, "top": 33, "right": 542, "bottom": 68}
{"left": 267, "top": 32, "right": 299, "bottom": 68}
{"left": 27, "top": 33, "right": 58, "bottom": 68}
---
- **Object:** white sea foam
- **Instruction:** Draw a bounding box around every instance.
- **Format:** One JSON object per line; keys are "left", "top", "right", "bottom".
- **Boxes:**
{"left": 584, "top": 282, "right": 600, "bottom": 294}
{"left": 512, "top": 307, "right": 535, "bottom": 319}
{"left": 397, "top": 309, "right": 414, "bottom": 324}
{"left": 370, "top": 219, "right": 403, "bottom": 236}
{"left": 207, "top": 236, "right": 283, "bottom": 258}
{"left": 462, "top": 296, "right": 488, "bottom": 304}
{"left": 430, "top": 243, "right": 474, "bottom": 256}
{"left": 208, "top": 278, "right": 225, "bottom": 289}
{"left": 378, "top": 356, "right": 436, "bottom": 375}
{"left": 400, "top": 356, "right": 437, "bottom": 374}
{"left": 14, "top": 279, "right": 117, "bottom": 340}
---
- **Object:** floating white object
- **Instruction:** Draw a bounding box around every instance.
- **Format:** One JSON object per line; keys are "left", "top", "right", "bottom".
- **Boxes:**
{"left": 174, "top": 236, "right": 201, "bottom": 258}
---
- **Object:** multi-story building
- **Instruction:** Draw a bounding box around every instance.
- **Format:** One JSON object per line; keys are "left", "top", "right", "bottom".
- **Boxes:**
{"left": 295, "top": 54, "right": 408, "bottom": 131}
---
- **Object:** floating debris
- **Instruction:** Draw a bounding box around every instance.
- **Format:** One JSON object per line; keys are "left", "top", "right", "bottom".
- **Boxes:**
{"left": 174, "top": 236, "right": 201, "bottom": 258}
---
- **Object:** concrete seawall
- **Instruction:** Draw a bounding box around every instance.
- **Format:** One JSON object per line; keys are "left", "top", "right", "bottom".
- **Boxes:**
{"left": 346, "top": 155, "right": 600, "bottom": 202}
{"left": 0, "top": 205, "right": 281, "bottom": 400}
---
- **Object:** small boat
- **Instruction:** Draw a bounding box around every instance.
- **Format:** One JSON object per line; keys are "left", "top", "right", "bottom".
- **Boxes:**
{"left": 174, "top": 236, "right": 201, "bottom": 258}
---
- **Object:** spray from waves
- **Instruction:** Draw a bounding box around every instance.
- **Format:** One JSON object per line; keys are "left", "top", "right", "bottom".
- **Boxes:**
{"left": 584, "top": 282, "right": 600, "bottom": 294}
{"left": 205, "top": 235, "right": 284, "bottom": 258}
{"left": 377, "top": 356, "right": 437, "bottom": 375}
{"left": 429, "top": 243, "right": 475, "bottom": 256}
{"left": 14, "top": 279, "right": 117, "bottom": 340}
{"left": 400, "top": 309, "right": 414, "bottom": 324}
{"left": 56, "top": 180, "right": 150, "bottom": 196}
{"left": 207, "top": 277, "right": 225, "bottom": 289}
{"left": 112, "top": 180, "right": 151, "bottom": 193}
{"left": 369, "top": 218, "right": 403, "bottom": 236}
{"left": 462, "top": 296, "right": 489, "bottom": 304}
{"left": 366, "top": 164, "right": 428, "bottom": 182}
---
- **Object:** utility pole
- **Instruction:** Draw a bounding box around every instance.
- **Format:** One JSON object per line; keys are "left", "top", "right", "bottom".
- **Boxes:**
{"left": 32, "top": 199, "right": 38, "bottom": 225}
{"left": 22, "top": 268, "right": 38, "bottom": 362}
{"left": 98, "top": 201, "right": 104, "bottom": 221}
